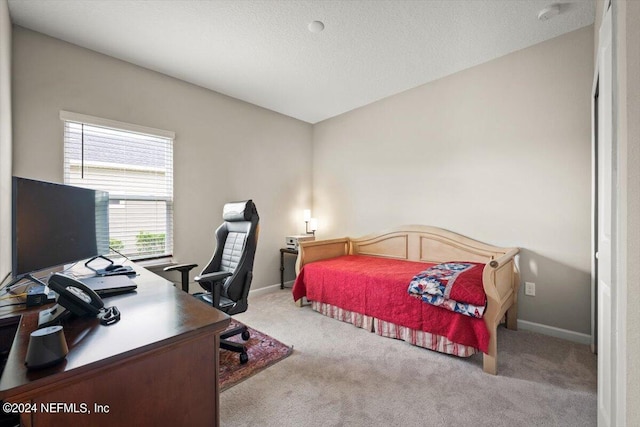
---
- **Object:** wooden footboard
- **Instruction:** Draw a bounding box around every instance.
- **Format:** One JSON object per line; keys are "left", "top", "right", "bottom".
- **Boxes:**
{"left": 294, "top": 238, "right": 349, "bottom": 307}
{"left": 295, "top": 238, "right": 349, "bottom": 275}
{"left": 294, "top": 225, "right": 519, "bottom": 374}
{"left": 482, "top": 248, "right": 520, "bottom": 374}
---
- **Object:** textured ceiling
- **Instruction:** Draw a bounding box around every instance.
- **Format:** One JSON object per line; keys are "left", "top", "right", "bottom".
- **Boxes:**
{"left": 8, "top": 0, "right": 595, "bottom": 124}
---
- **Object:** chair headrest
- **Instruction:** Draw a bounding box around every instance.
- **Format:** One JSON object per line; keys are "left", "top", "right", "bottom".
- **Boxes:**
{"left": 223, "top": 200, "right": 257, "bottom": 222}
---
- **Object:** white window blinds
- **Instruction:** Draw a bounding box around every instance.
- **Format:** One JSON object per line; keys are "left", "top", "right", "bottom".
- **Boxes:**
{"left": 62, "top": 112, "right": 174, "bottom": 260}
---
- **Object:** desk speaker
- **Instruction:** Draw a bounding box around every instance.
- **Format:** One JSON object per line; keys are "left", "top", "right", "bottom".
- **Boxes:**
{"left": 25, "top": 325, "right": 69, "bottom": 370}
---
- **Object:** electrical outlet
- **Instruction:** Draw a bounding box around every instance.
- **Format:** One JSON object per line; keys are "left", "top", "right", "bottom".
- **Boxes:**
{"left": 525, "top": 282, "right": 536, "bottom": 296}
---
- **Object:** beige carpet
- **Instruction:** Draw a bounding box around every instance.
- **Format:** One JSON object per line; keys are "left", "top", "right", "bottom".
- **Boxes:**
{"left": 221, "top": 290, "right": 596, "bottom": 427}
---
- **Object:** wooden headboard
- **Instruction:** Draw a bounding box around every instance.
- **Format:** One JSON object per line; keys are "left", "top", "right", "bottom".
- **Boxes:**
{"left": 349, "top": 225, "right": 511, "bottom": 264}
{"left": 296, "top": 225, "right": 515, "bottom": 272}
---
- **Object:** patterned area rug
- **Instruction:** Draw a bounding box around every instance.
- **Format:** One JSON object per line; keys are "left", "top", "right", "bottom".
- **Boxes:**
{"left": 219, "top": 319, "right": 293, "bottom": 391}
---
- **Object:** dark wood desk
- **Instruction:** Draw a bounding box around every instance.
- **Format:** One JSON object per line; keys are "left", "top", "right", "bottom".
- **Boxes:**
{"left": 0, "top": 262, "right": 230, "bottom": 426}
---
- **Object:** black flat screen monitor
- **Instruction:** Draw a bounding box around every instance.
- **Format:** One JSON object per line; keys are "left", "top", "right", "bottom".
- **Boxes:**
{"left": 12, "top": 177, "right": 109, "bottom": 279}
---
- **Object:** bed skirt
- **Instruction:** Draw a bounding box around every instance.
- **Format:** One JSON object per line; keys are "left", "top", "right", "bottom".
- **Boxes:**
{"left": 311, "top": 301, "right": 478, "bottom": 358}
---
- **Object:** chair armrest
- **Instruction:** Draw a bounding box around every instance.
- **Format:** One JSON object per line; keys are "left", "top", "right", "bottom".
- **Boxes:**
{"left": 164, "top": 263, "right": 199, "bottom": 293}
{"left": 194, "top": 271, "right": 233, "bottom": 309}
{"left": 164, "top": 263, "right": 199, "bottom": 273}
{"left": 195, "top": 271, "right": 233, "bottom": 283}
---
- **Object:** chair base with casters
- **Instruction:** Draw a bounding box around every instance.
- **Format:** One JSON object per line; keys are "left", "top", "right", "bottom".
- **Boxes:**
{"left": 164, "top": 263, "right": 252, "bottom": 364}
{"left": 164, "top": 200, "right": 259, "bottom": 365}
{"left": 220, "top": 323, "right": 251, "bottom": 364}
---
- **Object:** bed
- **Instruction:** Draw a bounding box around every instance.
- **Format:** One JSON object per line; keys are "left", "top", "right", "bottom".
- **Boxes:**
{"left": 292, "top": 225, "right": 520, "bottom": 374}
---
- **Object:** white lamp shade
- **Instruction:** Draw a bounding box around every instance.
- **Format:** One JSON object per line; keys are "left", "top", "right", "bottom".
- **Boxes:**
{"left": 303, "top": 209, "right": 311, "bottom": 222}
{"left": 309, "top": 218, "right": 318, "bottom": 232}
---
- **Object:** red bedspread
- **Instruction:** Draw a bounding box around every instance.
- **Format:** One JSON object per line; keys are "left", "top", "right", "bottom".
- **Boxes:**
{"left": 292, "top": 255, "right": 489, "bottom": 352}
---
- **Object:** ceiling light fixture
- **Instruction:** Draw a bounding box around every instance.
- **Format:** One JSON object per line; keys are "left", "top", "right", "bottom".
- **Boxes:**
{"left": 537, "top": 4, "right": 561, "bottom": 21}
{"left": 308, "top": 21, "right": 325, "bottom": 33}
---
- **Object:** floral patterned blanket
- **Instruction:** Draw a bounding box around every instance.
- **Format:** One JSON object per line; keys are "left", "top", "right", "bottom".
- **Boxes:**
{"left": 407, "top": 262, "right": 486, "bottom": 318}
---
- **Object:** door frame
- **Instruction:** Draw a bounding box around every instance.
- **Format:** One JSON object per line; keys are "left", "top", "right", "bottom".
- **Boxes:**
{"left": 593, "top": 1, "right": 626, "bottom": 425}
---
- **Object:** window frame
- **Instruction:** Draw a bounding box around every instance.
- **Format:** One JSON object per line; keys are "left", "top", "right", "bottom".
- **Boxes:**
{"left": 60, "top": 110, "right": 175, "bottom": 261}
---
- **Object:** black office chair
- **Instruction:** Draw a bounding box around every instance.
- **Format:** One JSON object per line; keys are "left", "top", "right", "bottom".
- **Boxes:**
{"left": 165, "top": 200, "right": 259, "bottom": 364}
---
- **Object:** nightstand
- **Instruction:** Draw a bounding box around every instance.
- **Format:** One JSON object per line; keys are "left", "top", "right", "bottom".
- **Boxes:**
{"left": 280, "top": 247, "right": 299, "bottom": 289}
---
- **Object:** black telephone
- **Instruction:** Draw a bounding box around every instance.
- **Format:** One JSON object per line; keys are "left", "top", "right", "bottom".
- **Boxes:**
{"left": 38, "top": 273, "right": 120, "bottom": 328}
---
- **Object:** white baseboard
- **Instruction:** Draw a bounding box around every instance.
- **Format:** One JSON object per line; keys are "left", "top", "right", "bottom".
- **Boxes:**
{"left": 249, "top": 281, "right": 294, "bottom": 297}
{"left": 181, "top": 280, "right": 292, "bottom": 296}
{"left": 517, "top": 319, "right": 592, "bottom": 345}
{"left": 183, "top": 281, "right": 293, "bottom": 297}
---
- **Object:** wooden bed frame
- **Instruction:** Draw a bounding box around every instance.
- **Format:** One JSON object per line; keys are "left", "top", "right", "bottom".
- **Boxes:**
{"left": 294, "top": 225, "right": 520, "bottom": 375}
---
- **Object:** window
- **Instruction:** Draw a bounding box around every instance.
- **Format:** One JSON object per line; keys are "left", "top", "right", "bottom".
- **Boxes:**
{"left": 61, "top": 111, "right": 174, "bottom": 260}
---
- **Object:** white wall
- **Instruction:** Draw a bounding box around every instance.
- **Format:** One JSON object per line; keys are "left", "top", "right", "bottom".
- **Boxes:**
{"left": 11, "top": 27, "right": 313, "bottom": 290}
{"left": 0, "top": 0, "right": 11, "bottom": 282}
{"left": 313, "top": 26, "right": 594, "bottom": 335}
